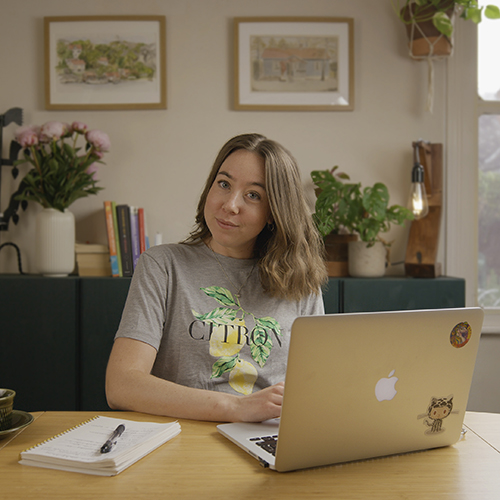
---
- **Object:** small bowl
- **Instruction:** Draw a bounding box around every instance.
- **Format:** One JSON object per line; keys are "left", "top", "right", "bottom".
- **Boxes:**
{"left": 0, "top": 389, "right": 16, "bottom": 431}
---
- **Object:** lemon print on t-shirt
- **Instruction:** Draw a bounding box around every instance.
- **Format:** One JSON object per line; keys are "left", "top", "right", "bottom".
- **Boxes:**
{"left": 209, "top": 318, "right": 246, "bottom": 357}
{"left": 229, "top": 358, "right": 258, "bottom": 395}
{"left": 192, "top": 285, "right": 281, "bottom": 396}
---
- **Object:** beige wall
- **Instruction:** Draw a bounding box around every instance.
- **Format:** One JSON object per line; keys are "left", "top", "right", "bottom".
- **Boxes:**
{"left": 0, "top": 0, "right": 447, "bottom": 273}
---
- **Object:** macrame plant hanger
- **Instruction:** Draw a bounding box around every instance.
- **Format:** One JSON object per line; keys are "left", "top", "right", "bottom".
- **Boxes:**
{"left": 407, "top": 3, "right": 456, "bottom": 113}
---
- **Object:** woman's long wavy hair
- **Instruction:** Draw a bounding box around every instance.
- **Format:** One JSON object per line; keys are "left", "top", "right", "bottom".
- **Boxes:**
{"left": 182, "top": 133, "right": 327, "bottom": 301}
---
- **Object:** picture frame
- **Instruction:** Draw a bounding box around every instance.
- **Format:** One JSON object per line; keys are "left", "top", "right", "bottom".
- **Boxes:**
{"left": 234, "top": 17, "right": 354, "bottom": 111}
{"left": 44, "top": 16, "right": 166, "bottom": 110}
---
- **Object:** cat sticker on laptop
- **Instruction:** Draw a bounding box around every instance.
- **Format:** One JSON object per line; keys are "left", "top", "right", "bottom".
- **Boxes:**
{"left": 417, "top": 395, "right": 459, "bottom": 435}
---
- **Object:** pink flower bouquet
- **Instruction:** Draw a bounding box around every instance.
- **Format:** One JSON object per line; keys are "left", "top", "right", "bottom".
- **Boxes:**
{"left": 14, "top": 121, "right": 110, "bottom": 211}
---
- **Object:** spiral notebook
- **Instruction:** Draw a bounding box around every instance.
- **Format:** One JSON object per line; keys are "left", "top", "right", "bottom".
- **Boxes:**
{"left": 19, "top": 416, "right": 181, "bottom": 476}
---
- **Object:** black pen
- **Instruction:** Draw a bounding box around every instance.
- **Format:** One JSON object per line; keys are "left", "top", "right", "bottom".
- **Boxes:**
{"left": 100, "top": 424, "right": 125, "bottom": 454}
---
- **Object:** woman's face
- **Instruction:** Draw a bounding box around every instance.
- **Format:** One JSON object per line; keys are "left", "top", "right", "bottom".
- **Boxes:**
{"left": 204, "top": 149, "right": 272, "bottom": 259}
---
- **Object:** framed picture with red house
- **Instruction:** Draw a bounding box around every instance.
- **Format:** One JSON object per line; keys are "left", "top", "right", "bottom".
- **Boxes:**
{"left": 234, "top": 17, "right": 354, "bottom": 111}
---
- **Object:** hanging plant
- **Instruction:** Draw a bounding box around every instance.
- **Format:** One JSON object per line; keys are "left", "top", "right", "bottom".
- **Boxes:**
{"left": 392, "top": 0, "right": 500, "bottom": 41}
{"left": 392, "top": 1, "right": 500, "bottom": 111}
{"left": 400, "top": 0, "right": 456, "bottom": 58}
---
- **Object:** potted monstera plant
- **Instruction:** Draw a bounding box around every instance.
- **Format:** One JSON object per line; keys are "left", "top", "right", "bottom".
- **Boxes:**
{"left": 311, "top": 167, "right": 414, "bottom": 278}
{"left": 392, "top": 0, "right": 500, "bottom": 57}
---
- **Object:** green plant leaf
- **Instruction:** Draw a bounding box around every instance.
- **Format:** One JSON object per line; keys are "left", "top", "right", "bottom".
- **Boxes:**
{"left": 313, "top": 213, "right": 336, "bottom": 238}
{"left": 358, "top": 217, "right": 383, "bottom": 246}
{"left": 211, "top": 355, "right": 239, "bottom": 378}
{"left": 485, "top": 5, "right": 500, "bottom": 19}
{"left": 191, "top": 307, "right": 237, "bottom": 325}
{"left": 255, "top": 316, "right": 281, "bottom": 334}
{"left": 465, "top": 6, "right": 483, "bottom": 23}
{"left": 433, "top": 11, "right": 453, "bottom": 36}
{"left": 387, "top": 205, "right": 415, "bottom": 225}
{"left": 362, "top": 183, "right": 389, "bottom": 221}
{"left": 249, "top": 327, "right": 272, "bottom": 367}
{"left": 201, "top": 286, "right": 238, "bottom": 307}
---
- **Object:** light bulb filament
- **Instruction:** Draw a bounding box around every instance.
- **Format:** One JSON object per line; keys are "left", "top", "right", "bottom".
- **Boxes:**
{"left": 409, "top": 182, "right": 429, "bottom": 219}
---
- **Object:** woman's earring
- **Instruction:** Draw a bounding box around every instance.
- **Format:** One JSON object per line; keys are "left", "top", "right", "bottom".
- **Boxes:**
{"left": 267, "top": 222, "right": 275, "bottom": 232}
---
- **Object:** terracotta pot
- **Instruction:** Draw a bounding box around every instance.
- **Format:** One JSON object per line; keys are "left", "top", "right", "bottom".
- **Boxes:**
{"left": 324, "top": 233, "right": 358, "bottom": 277}
{"left": 401, "top": 1, "right": 455, "bottom": 57}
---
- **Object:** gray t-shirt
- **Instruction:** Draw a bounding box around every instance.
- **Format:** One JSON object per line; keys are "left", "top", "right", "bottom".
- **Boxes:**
{"left": 115, "top": 242, "right": 324, "bottom": 396}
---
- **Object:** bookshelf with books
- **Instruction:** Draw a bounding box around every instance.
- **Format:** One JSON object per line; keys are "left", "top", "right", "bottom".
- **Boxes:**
{"left": 104, "top": 201, "right": 150, "bottom": 277}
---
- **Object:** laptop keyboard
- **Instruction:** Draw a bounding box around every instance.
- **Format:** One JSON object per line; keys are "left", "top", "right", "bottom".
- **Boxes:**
{"left": 249, "top": 435, "right": 278, "bottom": 456}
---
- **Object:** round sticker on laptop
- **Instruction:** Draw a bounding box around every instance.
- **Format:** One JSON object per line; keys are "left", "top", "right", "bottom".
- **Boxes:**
{"left": 450, "top": 322, "right": 472, "bottom": 348}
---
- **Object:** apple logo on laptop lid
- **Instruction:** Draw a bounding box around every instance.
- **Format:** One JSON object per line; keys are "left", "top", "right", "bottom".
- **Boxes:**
{"left": 375, "top": 370, "right": 398, "bottom": 402}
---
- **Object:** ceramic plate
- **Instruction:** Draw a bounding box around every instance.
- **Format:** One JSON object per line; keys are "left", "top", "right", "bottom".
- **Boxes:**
{"left": 0, "top": 410, "right": 34, "bottom": 439}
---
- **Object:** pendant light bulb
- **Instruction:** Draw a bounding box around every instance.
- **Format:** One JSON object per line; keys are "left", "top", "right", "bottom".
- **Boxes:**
{"left": 408, "top": 162, "right": 429, "bottom": 220}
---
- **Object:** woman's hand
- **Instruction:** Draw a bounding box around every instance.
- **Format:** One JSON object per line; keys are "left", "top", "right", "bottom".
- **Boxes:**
{"left": 230, "top": 381, "right": 285, "bottom": 422}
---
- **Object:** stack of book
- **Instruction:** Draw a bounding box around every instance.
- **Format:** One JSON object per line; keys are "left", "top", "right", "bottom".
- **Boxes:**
{"left": 75, "top": 243, "right": 111, "bottom": 276}
{"left": 104, "top": 201, "right": 150, "bottom": 277}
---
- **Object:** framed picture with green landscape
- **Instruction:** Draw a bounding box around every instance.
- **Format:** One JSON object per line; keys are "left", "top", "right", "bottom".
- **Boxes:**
{"left": 234, "top": 17, "right": 354, "bottom": 111}
{"left": 44, "top": 16, "right": 166, "bottom": 110}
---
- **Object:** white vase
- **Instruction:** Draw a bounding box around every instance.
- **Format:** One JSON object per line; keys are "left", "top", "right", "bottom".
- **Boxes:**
{"left": 35, "top": 208, "right": 75, "bottom": 277}
{"left": 348, "top": 241, "right": 387, "bottom": 278}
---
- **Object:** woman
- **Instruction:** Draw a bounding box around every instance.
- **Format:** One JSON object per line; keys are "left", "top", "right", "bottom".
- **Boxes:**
{"left": 105, "top": 133, "right": 327, "bottom": 422}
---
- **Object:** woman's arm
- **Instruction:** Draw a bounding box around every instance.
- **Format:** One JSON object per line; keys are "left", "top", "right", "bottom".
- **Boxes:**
{"left": 105, "top": 337, "right": 284, "bottom": 422}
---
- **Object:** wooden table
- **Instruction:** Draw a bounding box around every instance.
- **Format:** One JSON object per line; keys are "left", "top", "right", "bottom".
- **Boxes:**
{"left": 1, "top": 411, "right": 499, "bottom": 499}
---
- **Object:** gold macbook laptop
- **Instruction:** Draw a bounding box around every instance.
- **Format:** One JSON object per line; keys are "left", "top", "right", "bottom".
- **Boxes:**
{"left": 217, "top": 307, "right": 484, "bottom": 472}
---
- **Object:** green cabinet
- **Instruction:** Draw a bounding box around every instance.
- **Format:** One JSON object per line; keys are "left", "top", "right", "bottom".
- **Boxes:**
{"left": 0, "top": 275, "right": 464, "bottom": 412}
{"left": 79, "top": 278, "right": 132, "bottom": 412}
{"left": 0, "top": 276, "right": 79, "bottom": 411}
{"left": 322, "top": 279, "right": 341, "bottom": 314}
{"left": 0, "top": 275, "right": 131, "bottom": 412}
{"left": 323, "top": 276, "right": 465, "bottom": 314}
